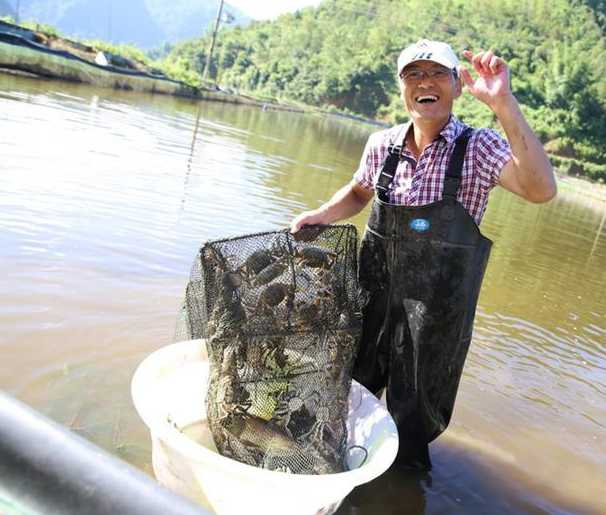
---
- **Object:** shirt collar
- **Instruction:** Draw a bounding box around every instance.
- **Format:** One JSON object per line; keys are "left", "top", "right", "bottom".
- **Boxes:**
{"left": 400, "top": 114, "right": 466, "bottom": 147}
{"left": 393, "top": 122, "right": 412, "bottom": 148}
{"left": 397, "top": 115, "right": 467, "bottom": 159}
{"left": 439, "top": 114, "right": 467, "bottom": 144}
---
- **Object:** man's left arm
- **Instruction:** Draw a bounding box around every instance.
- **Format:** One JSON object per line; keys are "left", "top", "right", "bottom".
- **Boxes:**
{"left": 460, "top": 50, "right": 557, "bottom": 203}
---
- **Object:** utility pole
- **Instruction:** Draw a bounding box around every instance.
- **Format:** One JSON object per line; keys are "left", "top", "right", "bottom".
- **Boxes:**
{"left": 202, "top": 0, "right": 225, "bottom": 84}
{"left": 107, "top": 0, "right": 113, "bottom": 41}
{"left": 14, "top": 0, "right": 20, "bottom": 23}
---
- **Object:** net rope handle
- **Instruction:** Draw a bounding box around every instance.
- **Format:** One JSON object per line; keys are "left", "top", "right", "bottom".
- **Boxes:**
{"left": 345, "top": 445, "right": 368, "bottom": 470}
{"left": 345, "top": 389, "right": 368, "bottom": 470}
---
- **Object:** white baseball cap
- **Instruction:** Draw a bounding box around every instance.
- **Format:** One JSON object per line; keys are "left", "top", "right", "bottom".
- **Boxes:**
{"left": 397, "top": 39, "right": 459, "bottom": 76}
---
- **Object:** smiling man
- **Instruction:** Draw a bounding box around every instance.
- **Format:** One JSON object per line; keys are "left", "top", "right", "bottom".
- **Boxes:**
{"left": 290, "top": 39, "right": 556, "bottom": 470}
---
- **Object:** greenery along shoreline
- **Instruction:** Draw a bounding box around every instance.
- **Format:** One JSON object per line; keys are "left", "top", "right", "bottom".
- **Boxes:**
{"left": 3, "top": 0, "right": 606, "bottom": 183}
{"left": 167, "top": 0, "right": 606, "bottom": 183}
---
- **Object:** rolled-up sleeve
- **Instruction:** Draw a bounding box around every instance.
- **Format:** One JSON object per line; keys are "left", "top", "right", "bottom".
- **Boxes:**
{"left": 473, "top": 128, "right": 512, "bottom": 190}
{"left": 353, "top": 133, "right": 380, "bottom": 191}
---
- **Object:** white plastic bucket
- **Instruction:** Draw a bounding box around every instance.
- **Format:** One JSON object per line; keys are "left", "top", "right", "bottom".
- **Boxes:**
{"left": 132, "top": 340, "right": 399, "bottom": 515}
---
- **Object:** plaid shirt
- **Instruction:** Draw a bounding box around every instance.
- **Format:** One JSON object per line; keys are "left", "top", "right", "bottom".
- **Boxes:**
{"left": 353, "top": 115, "right": 512, "bottom": 225}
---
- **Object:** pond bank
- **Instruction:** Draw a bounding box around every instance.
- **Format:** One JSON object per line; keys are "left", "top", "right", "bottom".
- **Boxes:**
{"left": 0, "top": 19, "right": 396, "bottom": 124}
{"left": 0, "top": 19, "right": 309, "bottom": 114}
{"left": 1, "top": 17, "right": 604, "bottom": 189}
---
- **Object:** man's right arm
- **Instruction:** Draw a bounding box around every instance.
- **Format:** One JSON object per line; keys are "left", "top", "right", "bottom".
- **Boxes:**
{"left": 290, "top": 180, "right": 374, "bottom": 233}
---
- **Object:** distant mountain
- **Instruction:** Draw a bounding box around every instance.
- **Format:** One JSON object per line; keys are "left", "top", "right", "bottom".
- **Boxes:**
{"left": 16, "top": 0, "right": 249, "bottom": 48}
{"left": 18, "top": 0, "right": 78, "bottom": 25}
{"left": 146, "top": 0, "right": 248, "bottom": 43}
{"left": 60, "top": 0, "right": 163, "bottom": 47}
{"left": 0, "top": 0, "right": 14, "bottom": 17}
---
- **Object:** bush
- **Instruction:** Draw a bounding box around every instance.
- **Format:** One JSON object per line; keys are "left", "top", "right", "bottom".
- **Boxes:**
{"left": 21, "top": 21, "right": 62, "bottom": 38}
{"left": 85, "top": 40, "right": 151, "bottom": 67}
{"left": 550, "top": 155, "right": 606, "bottom": 182}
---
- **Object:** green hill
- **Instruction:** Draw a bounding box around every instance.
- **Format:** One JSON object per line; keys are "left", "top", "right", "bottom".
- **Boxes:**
{"left": 167, "top": 0, "right": 606, "bottom": 181}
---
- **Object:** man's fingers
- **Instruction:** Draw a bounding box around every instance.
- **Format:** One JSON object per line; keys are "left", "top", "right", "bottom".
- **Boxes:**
{"left": 480, "top": 50, "right": 494, "bottom": 72}
{"left": 470, "top": 52, "right": 483, "bottom": 74}
{"left": 462, "top": 49, "right": 483, "bottom": 75}
{"left": 463, "top": 49, "right": 503, "bottom": 76}
{"left": 458, "top": 66, "right": 475, "bottom": 90}
{"left": 291, "top": 219, "right": 309, "bottom": 233}
{"left": 290, "top": 215, "right": 305, "bottom": 233}
{"left": 290, "top": 211, "right": 322, "bottom": 233}
{"left": 489, "top": 55, "right": 500, "bottom": 73}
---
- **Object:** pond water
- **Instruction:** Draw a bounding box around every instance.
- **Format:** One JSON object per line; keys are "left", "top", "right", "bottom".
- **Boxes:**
{"left": 0, "top": 74, "right": 604, "bottom": 515}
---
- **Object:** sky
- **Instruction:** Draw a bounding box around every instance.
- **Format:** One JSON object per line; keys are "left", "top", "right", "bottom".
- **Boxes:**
{"left": 226, "top": 0, "right": 323, "bottom": 20}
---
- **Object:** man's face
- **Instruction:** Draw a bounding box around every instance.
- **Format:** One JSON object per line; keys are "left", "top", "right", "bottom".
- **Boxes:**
{"left": 399, "top": 60, "right": 461, "bottom": 124}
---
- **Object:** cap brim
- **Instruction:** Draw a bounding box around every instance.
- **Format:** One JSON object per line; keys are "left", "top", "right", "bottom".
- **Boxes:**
{"left": 398, "top": 56, "right": 458, "bottom": 75}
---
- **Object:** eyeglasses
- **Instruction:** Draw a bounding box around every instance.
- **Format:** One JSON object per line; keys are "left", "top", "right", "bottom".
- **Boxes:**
{"left": 399, "top": 68, "right": 454, "bottom": 82}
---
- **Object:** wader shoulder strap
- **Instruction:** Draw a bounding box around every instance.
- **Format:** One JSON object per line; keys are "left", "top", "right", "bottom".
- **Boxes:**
{"left": 375, "top": 123, "right": 411, "bottom": 203}
{"left": 443, "top": 127, "right": 473, "bottom": 199}
{"left": 375, "top": 144, "right": 401, "bottom": 203}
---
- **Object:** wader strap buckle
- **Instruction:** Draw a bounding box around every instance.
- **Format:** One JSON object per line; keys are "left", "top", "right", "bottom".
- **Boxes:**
{"left": 443, "top": 127, "right": 473, "bottom": 199}
{"left": 376, "top": 144, "right": 402, "bottom": 203}
{"left": 375, "top": 122, "right": 411, "bottom": 203}
{"left": 387, "top": 143, "right": 402, "bottom": 156}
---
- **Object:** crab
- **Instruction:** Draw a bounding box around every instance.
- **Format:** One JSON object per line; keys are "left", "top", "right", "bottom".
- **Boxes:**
{"left": 270, "top": 391, "right": 305, "bottom": 436}
{"left": 319, "top": 327, "right": 360, "bottom": 382}
{"left": 241, "top": 249, "right": 275, "bottom": 276}
{"left": 293, "top": 300, "right": 321, "bottom": 331}
{"left": 202, "top": 245, "right": 230, "bottom": 272}
{"left": 247, "top": 336, "right": 290, "bottom": 372}
{"left": 240, "top": 243, "right": 287, "bottom": 278}
{"left": 214, "top": 376, "right": 251, "bottom": 424}
{"left": 220, "top": 270, "right": 244, "bottom": 302}
{"left": 249, "top": 260, "right": 288, "bottom": 287}
{"left": 270, "top": 380, "right": 344, "bottom": 451}
{"left": 298, "top": 392, "right": 346, "bottom": 449}
{"left": 291, "top": 283, "right": 339, "bottom": 330}
{"left": 213, "top": 345, "right": 252, "bottom": 426}
{"left": 207, "top": 293, "right": 247, "bottom": 338}
{"left": 260, "top": 282, "right": 291, "bottom": 307}
{"left": 292, "top": 225, "right": 327, "bottom": 243}
{"left": 245, "top": 379, "right": 289, "bottom": 421}
{"left": 294, "top": 246, "right": 337, "bottom": 270}
{"left": 245, "top": 282, "right": 296, "bottom": 318}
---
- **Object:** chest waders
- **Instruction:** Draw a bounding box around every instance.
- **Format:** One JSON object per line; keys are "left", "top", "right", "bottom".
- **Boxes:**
{"left": 352, "top": 128, "right": 492, "bottom": 469}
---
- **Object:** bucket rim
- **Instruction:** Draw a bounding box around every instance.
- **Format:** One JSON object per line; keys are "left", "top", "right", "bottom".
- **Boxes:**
{"left": 131, "top": 340, "right": 398, "bottom": 487}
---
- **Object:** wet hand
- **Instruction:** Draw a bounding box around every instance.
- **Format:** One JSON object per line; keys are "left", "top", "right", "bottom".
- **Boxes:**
{"left": 289, "top": 210, "right": 328, "bottom": 233}
{"left": 459, "top": 50, "right": 513, "bottom": 109}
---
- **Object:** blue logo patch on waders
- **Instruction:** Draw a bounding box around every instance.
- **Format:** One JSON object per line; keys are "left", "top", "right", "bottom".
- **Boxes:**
{"left": 409, "top": 218, "right": 431, "bottom": 232}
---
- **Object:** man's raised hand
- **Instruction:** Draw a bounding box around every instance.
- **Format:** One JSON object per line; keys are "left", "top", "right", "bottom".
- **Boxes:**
{"left": 458, "top": 50, "right": 513, "bottom": 109}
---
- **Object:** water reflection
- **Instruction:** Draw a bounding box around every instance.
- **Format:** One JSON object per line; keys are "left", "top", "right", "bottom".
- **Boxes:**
{"left": 0, "top": 74, "right": 604, "bottom": 515}
{"left": 338, "top": 446, "right": 590, "bottom": 515}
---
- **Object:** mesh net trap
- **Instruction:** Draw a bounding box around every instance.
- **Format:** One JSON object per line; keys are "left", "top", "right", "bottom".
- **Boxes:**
{"left": 177, "top": 225, "right": 363, "bottom": 474}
